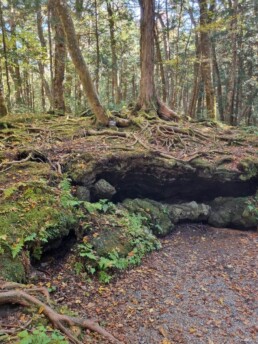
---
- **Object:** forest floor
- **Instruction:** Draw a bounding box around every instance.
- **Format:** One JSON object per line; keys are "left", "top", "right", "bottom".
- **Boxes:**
{"left": 0, "top": 114, "right": 258, "bottom": 344}
{"left": 2, "top": 224, "right": 257, "bottom": 344}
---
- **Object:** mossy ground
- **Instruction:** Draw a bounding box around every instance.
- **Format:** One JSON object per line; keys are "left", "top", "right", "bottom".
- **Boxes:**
{"left": 0, "top": 113, "right": 257, "bottom": 282}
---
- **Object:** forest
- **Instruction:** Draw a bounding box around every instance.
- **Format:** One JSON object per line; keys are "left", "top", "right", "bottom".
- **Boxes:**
{"left": 0, "top": 0, "right": 258, "bottom": 343}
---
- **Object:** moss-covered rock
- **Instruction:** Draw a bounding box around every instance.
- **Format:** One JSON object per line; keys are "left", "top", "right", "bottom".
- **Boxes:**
{"left": 122, "top": 198, "right": 173, "bottom": 236}
{"left": 0, "top": 177, "right": 78, "bottom": 281}
{"left": 91, "top": 227, "right": 133, "bottom": 257}
{"left": 237, "top": 158, "right": 258, "bottom": 180}
{"left": 0, "top": 251, "right": 26, "bottom": 282}
{"left": 208, "top": 196, "right": 258, "bottom": 229}
{"left": 168, "top": 201, "right": 210, "bottom": 223}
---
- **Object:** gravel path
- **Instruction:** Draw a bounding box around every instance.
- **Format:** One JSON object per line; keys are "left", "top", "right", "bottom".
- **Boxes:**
{"left": 42, "top": 224, "right": 258, "bottom": 344}
{"left": 1, "top": 224, "right": 257, "bottom": 344}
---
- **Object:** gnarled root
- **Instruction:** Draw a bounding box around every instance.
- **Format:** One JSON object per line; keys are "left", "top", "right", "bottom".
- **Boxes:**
{"left": 0, "top": 283, "right": 122, "bottom": 344}
{"left": 157, "top": 100, "right": 180, "bottom": 121}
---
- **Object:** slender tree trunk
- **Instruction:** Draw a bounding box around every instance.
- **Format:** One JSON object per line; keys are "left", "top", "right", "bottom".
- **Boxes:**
{"left": 154, "top": 26, "right": 167, "bottom": 102}
{"left": 211, "top": 41, "right": 224, "bottom": 120}
{"left": 0, "top": 0, "right": 11, "bottom": 109}
{"left": 47, "top": 5, "right": 54, "bottom": 109}
{"left": 56, "top": 0, "right": 109, "bottom": 125}
{"left": 36, "top": 7, "right": 52, "bottom": 110}
{"left": 106, "top": 1, "right": 121, "bottom": 104}
{"left": 0, "top": 85, "right": 8, "bottom": 117}
{"left": 50, "top": 2, "right": 66, "bottom": 115}
{"left": 94, "top": 0, "right": 100, "bottom": 93}
{"left": 9, "top": 7, "right": 23, "bottom": 106}
{"left": 198, "top": 0, "right": 215, "bottom": 119}
{"left": 188, "top": 33, "right": 201, "bottom": 118}
{"left": 224, "top": 0, "right": 238, "bottom": 125}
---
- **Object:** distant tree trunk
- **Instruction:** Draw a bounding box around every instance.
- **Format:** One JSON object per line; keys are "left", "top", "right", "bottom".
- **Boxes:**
{"left": 224, "top": 0, "right": 238, "bottom": 125}
{"left": 0, "top": 85, "right": 8, "bottom": 117}
{"left": 106, "top": 1, "right": 121, "bottom": 104}
{"left": 154, "top": 26, "right": 167, "bottom": 102}
{"left": 0, "top": 0, "right": 11, "bottom": 109}
{"left": 36, "top": 6, "right": 52, "bottom": 110}
{"left": 198, "top": 0, "right": 215, "bottom": 119}
{"left": 136, "top": 0, "right": 179, "bottom": 120}
{"left": 47, "top": 5, "right": 54, "bottom": 109}
{"left": 56, "top": 0, "right": 109, "bottom": 125}
{"left": 211, "top": 41, "right": 224, "bottom": 120}
{"left": 50, "top": 2, "right": 66, "bottom": 115}
{"left": 188, "top": 33, "right": 201, "bottom": 118}
{"left": 9, "top": 10, "right": 23, "bottom": 106}
{"left": 94, "top": 0, "right": 100, "bottom": 93}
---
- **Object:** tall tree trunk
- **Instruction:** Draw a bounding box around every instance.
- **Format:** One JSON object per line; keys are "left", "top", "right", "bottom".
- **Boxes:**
{"left": 0, "top": 85, "right": 8, "bottom": 117}
{"left": 9, "top": 6, "right": 23, "bottom": 106}
{"left": 36, "top": 6, "right": 52, "bottom": 110}
{"left": 224, "top": 0, "right": 238, "bottom": 125}
{"left": 55, "top": 0, "right": 109, "bottom": 125}
{"left": 136, "top": 0, "right": 178, "bottom": 120}
{"left": 154, "top": 25, "right": 167, "bottom": 102}
{"left": 47, "top": 5, "right": 54, "bottom": 109}
{"left": 198, "top": 0, "right": 215, "bottom": 119}
{"left": 136, "top": 0, "right": 156, "bottom": 110}
{"left": 106, "top": 1, "right": 121, "bottom": 104}
{"left": 211, "top": 41, "right": 224, "bottom": 120}
{"left": 188, "top": 25, "right": 202, "bottom": 119}
{"left": 0, "top": 0, "right": 11, "bottom": 109}
{"left": 94, "top": 0, "right": 100, "bottom": 93}
{"left": 50, "top": 2, "right": 66, "bottom": 115}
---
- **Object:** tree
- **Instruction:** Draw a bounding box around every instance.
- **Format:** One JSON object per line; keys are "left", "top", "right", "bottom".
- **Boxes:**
{"left": 198, "top": 0, "right": 215, "bottom": 119}
{"left": 135, "top": 0, "right": 179, "bottom": 121}
{"left": 0, "top": 84, "right": 8, "bottom": 117}
{"left": 49, "top": 0, "right": 66, "bottom": 115}
{"left": 55, "top": 0, "right": 109, "bottom": 125}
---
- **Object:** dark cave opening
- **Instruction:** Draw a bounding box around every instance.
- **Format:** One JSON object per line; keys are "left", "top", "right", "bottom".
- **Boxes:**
{"left": 95, "top": 171, "right": 258, "bottom": 203}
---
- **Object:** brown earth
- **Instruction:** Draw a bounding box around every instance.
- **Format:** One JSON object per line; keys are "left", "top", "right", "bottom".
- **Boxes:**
{"left": 2, "top": 224, "right": 255, "bottom": 344}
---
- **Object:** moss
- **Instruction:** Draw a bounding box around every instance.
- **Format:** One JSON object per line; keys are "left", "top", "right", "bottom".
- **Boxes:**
{"left": 0, "top": 251, "right": 26, "bottom": 282}
{"left": 91, "top": 227, "right": 133, "bottom": 257}
{"left": 0, "top": 177, "right": 78, "bottom": 281}
{"left": 238, "top": 158, "right": 258, "bottom": 180}
{"left": 122, "top": 198, "right": 173, "bottom": 236}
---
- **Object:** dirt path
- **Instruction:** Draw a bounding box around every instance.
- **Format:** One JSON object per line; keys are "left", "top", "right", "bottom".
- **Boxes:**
{"left": 35, "top": 224, "right": 257, "bottom": 344}
{"left": 1, "top": 225, "right": 257, "bottom": 343}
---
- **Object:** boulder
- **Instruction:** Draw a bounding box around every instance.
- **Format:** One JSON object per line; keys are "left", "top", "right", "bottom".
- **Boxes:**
{"left": 93, "top": 179, "right": 116, "bottom": 200}
{"left": 208, "top": 196, "right": 257, "bottom": 229}
{"left": 122, "top": 198, "right": 173, "bottom": 237}
{"left": 168, "top": 201, "right": 211, "bottom": 223}
{"left": 75, "top": 186, "right": 91, "bottom": 201}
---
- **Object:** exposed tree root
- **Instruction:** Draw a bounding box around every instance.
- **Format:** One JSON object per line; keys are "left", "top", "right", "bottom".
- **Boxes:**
{"left": 157, "top": 100, "right": 180, "bottom": 121}
{"left": 0, "top": 283, "right": 122, "bottom": 344}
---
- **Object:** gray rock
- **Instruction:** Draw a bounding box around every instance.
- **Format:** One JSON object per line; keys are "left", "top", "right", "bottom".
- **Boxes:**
{"left": 93, "top": 179, "right": 116, "bottom": 200}
{"left": 208, "top": 196, "right": 257, "bottom": 229}
{"left": 168, "top": 201, "right": 211, "bottom": 223}
{"left": 76, "top": 186, "right": 91, "bottom": 201}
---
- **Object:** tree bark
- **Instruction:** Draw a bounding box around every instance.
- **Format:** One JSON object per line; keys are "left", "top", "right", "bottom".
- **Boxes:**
{"left": 154, "top": 25, "right": 167, "bottom": 102}
{"left": 55, "top": 0, "right": 109, "bottom": 125}
{"left": 0, "top": 84, "right": 8, "bottom": 117}
{"left": 198, "top": 0, "right": 215, "bottom": 119}
{"left": 36, "top": 6, "right": 53, "bottom": 110}
{"left": 94, "top": 0, "right": 100, "bottom": 93}
{"left": 50, "top": 2, "right": 66, "bottom": 115}
{"left": 224, "top": 0, "right": 238, "bottom": 125}
{"left": 106, "top": 1, "right": 121, "bottom": 104}
{"left": 0, "top": 0, "right": 11, "bottom": 109}
{"left": 136, "top": 0, "right": 179, "bottom": 120}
